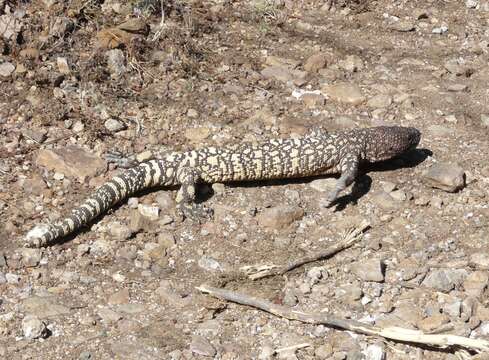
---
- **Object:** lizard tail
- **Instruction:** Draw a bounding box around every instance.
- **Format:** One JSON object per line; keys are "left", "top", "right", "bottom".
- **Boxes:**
{"left": 25, "top": 159, "right": 175, "bottom": 248}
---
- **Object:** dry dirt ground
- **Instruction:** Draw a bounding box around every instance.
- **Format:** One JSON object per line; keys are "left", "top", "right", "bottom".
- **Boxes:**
{"left": 1, "top": 0, "right": 489, "bottom": 359}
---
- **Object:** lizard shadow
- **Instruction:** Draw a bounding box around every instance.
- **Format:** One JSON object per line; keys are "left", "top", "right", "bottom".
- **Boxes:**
{"left": 221, "top": 148, "right": 431, "bottom": 209}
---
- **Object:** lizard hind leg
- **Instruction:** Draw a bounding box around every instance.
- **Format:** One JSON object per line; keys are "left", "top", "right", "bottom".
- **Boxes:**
{"left": 175, "top": 167, "right": 213, "bottom": 222}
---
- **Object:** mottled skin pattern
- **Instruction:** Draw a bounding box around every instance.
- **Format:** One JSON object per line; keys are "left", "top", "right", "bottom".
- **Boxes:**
{"left": 26, "top": 126, "right": 421, "bottom": 247}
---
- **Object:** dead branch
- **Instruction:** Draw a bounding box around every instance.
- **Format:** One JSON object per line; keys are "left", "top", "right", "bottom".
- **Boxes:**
{"left": 197, "top": 285, "right": 489, "bottom": 353}
{"left": 241, "top": 219, "right": 370, "bottom": 280}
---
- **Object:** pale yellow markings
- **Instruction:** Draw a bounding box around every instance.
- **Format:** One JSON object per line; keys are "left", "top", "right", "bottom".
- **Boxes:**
{"left": 106, "top": 181, "right": 121, "bottom": 199}
{"left": 187, "top": 185, "right": 195, "bottom": 197}
{"left": 66, "top": 218, "right": 75, "bottom": 231}
{"left": 166, "top": 167, "right": 174, "bottom": 178}
{"left": 141, "top": 163, "right": 153, "bottom": 186}
{"left": 175, "top": 191, "right": 183, "bottom": 203}
{"left": 304, "top": 148, "right": 315, "bottom": 155}
{"left": 185, "top": 151, "right": 198, "bottom": 167}
{"left": 113, "top": 177, "right": 128, "bottom": 196}
{"left": 80, "top": 203, "right": 94, "bottom": 217}
{"left": 206, "top": 156, "right": 219, "bottom": 167}
{"left": 231, "top": 153, "right": 244, "bottom": 180}
{"left": 149, "top": 160, "right": 161, "bottom": 184}
{"left": 86, "top": 198, "right": 101, "bottom": 214}
{"left": 252, "top": 158, "right": 263, "bottom": 176}
{"left": 293, "top": 139, "right": 302, "bottom": 146}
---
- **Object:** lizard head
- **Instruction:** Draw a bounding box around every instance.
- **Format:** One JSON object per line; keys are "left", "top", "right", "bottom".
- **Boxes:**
{"left": 364, "top": 126, "right": 421, "bottom": 162}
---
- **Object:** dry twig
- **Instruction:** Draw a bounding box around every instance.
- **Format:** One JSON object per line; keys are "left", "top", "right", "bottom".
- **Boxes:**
{"left": 197, "top": 285, "right": 489, "bottom": 353}
{"left": 241, "top": 219, "right": 370, "bottom": 280}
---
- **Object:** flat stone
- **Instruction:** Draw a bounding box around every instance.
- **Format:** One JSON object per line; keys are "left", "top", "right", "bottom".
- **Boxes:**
{"left": 108, "top": 289, "right": 130, "bottom": 305}
{"left": 422, "top": 162, "right": 465, "bottom": 192}
{"left": 322, "top": 83, "right": 365, "bottom": 105}
{"left": 310, "top": 178, "right": 336, "bottom": 192}
{"left": 380, "top": 181, "right": 397, "bottom": 193}
{"left": 304, "top": 53, "right": 328, "bottom": 73}
{"left": 470, "top": 253, "right": 489, "bottom": 268}
{"left": 104, "top": 118, "right": 126, "bottom": 132}
{"left": 447, "top": 83, "right": 468, "bottom": 92}
{"left": 184, "top": 127, "right": 211, "bottom": 142}
{"left": 315, "top": 344, "right": 333, "bottom": 359}
{"left": 190, "top": 335, "right": 216, "bottom": 357}
{"left": 390, "top": 20, "right": 415, "bottom": 32}
{"left": 116, "top": 303, "right": 146, "bottom": 315}
{"left": 97, "top": 307, "right": 122, "bottom": 324}
{"left": 417, "top": 313, "right": 449, "bottom": 332}
{"left": 108, "top": 222, "right": 132, "bottom": 240}
{"left": 20, "top": 174, "right": 47, "bottom": 195}
{"left": 422, "top": 269, "right": 468, "bottom": 292}
{"left": 36, "top": 146, "right": 106, "bottom": 182}
{"left": 301, "top": 93, "right": 325, "bottom": 108}
{"left": 18, "top": 248, "right": 42, "bottom": 268}
{"left": 335, "top": 284, "right": 363, "bottom": 302}
{"left": 351, "top": 259, "right": 385, "bottom": 282}
{"left": 138, "top": 204, "right": 159, "bottom": 220}
{"left": 198, "top": 256, "right": 223, "bottom": 272}
{"left": 21, "top": 296, "right": 71, "bottom": 318}
{"left": 261, "top": 65, "right": 306, "bottom": 83}
{"left": 370, "top": 190, "right": 398, "bottom": 210}
{"left": 390, "top": 189, "right": 407, "bottom": 201}
{"left": 257, "top": 205, "right": 304, "bottom": 230}
{"left": 463, "top": 271, "right": 488, "bottom": 298}
{"left": 367, "top": 94, "right": 392, "bottom": 109}
{"left": 427, "top": 125, "right": 454, "bottom": 137}
{"left": 129, "top": 209, "right": 158, "bottom": 233}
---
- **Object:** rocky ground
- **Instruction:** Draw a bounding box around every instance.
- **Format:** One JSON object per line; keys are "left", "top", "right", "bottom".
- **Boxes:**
{"left": 1, "top": 0, "right": 489, "bottom": 359}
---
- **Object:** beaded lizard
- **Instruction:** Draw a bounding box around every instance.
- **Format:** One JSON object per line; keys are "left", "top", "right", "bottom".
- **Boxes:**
{"left": 25, "top": 126, "right": 421, "bottom": 247}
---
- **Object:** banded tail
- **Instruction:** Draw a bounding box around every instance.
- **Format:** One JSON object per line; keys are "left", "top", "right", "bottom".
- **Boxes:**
{"left": 25, "top": 159, "right": 175, "bottom": 247}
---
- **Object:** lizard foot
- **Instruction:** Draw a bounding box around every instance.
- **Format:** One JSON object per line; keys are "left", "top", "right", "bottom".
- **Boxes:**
{"left": 320, "top": 190, "right": 339, "bottom": 208}
{"left": 105, "top": 150, "right": 139, "bottom": 169}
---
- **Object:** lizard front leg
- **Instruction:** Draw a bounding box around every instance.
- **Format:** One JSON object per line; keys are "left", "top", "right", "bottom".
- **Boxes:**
{"left": 322, "top": 153, "right": 359, "bottom": 207}
{"left": 175, "top": 166, "right": 213, "bottom": 222}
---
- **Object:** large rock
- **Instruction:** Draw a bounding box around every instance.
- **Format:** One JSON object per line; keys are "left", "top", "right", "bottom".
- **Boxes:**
{"left": 36, "top": 146, "right": 107, "bottom": 182}
{"left": 257, "top": 205, "right": 304, "bottom": 230}
{"left": 321, "top": 83, "right": 365, "bottom": 105}
{"left": 351, "top": 259, "right": 385, "bottom": 282}
{"left": 422, "top": 162, "right": 465, "bottom": 192}
{"left": 261, "top": 66, "right": 306, "bottom": 84}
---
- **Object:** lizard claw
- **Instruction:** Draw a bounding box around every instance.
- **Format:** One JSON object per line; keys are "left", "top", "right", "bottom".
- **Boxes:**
{"left": 320, "top": 190, "right": 339, "bottom": 208}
